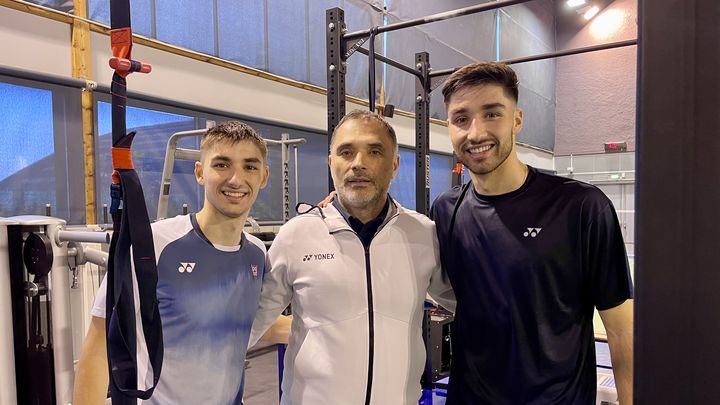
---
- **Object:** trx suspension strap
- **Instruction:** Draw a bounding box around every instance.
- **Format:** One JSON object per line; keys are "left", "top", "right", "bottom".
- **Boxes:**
{"left": 106, "top": 0, "right": 162, "bottom": 402}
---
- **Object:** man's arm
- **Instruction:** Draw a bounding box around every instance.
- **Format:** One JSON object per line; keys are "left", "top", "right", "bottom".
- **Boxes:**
{"left": 258, "top": 315, "right": 292, "bottom": 345}
{"left": 599, "top": 299, "right": 633, "bottom": 405}
{"left": 248, "top": 238, "right": 294, "bottom": 348}
{"left": 72, "top": 316, "right": 108, "bottom": 405}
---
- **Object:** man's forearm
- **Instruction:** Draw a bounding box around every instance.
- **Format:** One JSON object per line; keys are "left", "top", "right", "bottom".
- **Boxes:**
{"left": 73, "top": 317, "right": 109, "bottom": 405}
{"left": 608, "top": 333, "right": 633, "bottom": 405}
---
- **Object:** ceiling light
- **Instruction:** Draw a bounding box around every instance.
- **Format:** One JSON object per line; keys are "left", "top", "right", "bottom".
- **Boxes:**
{"left": 567, "top": 0, "right": 587, "bottom": 7}
{"left": 584, "top": 5, "right": 600, "bottom": 20}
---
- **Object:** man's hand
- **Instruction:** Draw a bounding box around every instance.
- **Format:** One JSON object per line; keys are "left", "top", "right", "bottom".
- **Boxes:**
{"left": 317, "top": 191, "right": 336, "bottom": 208}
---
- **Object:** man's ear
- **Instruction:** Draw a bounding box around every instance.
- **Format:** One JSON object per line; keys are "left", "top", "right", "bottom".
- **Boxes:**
{"left": 194, "top": 161, "right": 204, "bottom": 185}
{"left": 513, "top": 109, "right": 523, "bottom": 135}
{"left": 260, "top": 165, "right": 269, "bottom": 188}
{"left": 391, "top": 153, "right": 400, "bottom": 179}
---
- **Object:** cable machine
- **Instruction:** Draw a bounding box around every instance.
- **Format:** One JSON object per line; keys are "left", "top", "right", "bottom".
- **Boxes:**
{"left": 1, "top": 216, "right": 109, "bottom": 405}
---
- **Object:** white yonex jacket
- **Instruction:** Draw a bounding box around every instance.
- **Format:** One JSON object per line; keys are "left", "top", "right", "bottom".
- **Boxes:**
{"left": 249, "top": 200, "right": 455, "bottom": 405}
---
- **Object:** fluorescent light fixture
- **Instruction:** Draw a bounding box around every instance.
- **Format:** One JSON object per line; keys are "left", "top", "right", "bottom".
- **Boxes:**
{"left": 584, "top": 5, "right": 600, "bottom": 20}
{"left": 567, "top": 0, "right": 587, "bottom": 7}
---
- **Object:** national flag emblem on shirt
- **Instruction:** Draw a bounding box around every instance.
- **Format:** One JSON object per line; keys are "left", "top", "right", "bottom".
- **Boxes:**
{"left": 251, "top": 264, "right": 258, "bottom": 279}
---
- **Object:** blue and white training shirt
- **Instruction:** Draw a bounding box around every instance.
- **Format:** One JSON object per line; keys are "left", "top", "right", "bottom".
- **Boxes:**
{"left": 93, "top": 214, "right": 266, "bottom": 404}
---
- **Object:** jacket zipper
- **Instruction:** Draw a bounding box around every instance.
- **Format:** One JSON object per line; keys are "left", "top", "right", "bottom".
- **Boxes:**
{"left": 363, "top": 244, "right": 374, "bottom": 405}
{"left": 329, "top": 209, "right": 399, "bottom": 405}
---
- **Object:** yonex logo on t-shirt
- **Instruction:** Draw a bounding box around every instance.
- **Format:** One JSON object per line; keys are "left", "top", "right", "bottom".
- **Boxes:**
{"left": 523, "top": 228, "right": 542, "bottom": 238}
{"left": 178, "top": 262, "right": 196, "bottom": 273}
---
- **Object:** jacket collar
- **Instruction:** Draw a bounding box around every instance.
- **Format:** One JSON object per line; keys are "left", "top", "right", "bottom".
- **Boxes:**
{"left": 320, "top": 196, "right": 401, "bottom": 233}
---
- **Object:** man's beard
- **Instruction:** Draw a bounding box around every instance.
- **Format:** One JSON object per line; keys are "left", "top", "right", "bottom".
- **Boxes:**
{"left": 458, "top": 131, "right": 514, "bottom": 175}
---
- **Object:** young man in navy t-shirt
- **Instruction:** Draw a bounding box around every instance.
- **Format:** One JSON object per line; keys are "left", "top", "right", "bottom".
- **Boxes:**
{"left": 431, "top": 62, "right": 634, "bottom": 405}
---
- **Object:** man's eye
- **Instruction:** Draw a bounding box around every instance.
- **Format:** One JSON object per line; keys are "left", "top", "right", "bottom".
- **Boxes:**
{"left": 214, "top": 163, "right": 228, "bottom": 168}
{"left": 453, "top": 116, "right": 467, "bottom": 125}
{"left": 246, "top": 165, "right": 259, "bottom": 171}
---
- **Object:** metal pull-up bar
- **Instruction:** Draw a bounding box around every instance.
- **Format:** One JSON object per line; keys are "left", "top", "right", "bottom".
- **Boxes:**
{"left": 344, "top": 0, "right": 536, "bottom": 42}
{"left": 430, "top": 39, "right": 639, "bottom": 80}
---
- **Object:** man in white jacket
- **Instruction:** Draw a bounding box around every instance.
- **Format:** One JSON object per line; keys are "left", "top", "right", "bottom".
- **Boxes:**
{"left": 249, "top": 110, "right": 455, "bottom": 405}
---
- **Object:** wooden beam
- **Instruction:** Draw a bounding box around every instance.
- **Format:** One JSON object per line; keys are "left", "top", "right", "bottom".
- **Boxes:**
{"left": 71, "top": 0, "right": 96, "bottom": 224}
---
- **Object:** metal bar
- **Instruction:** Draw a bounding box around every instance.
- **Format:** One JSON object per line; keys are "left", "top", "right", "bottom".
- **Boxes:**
{"left": 56, "top": 230, "right": 111, "bottom": 244}
{"left": 429, "top": 39, "right": 638, "bottom": 79}
{"left": 281, "top": 133, "right": 290, "bottom": 222}
{"left": 355, "top": 47, "right": 423, "bottom": 81}
{"left": 83, "top": 248, "right": 109, "bottom": 268}
{"left": 414, "top": 52, "right": 431, "bottom": 216}
{"left": 344, "top": 0, "right": 536, "bottom": 41}
{"left": 294, "top": 145, "right": 300, "bottom": 210}
{"left": 327, "top": 7, "right": 346, "bottom": 193}
{"left": 0, "top": 64, "right": 96, "bottom": 90}
{"left": 175, "top": 148, "right": 200, "bottom": 161}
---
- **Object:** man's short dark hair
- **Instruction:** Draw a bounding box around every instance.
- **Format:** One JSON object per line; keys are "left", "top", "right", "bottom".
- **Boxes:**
{"left": 442, "top": 62, "right": 519, "bottom": 104}
{"left": 331, "top": 110, "right": 398, "bottom": 152}
{"left": 200, "top": 120, "right": 267, "bottom": 160}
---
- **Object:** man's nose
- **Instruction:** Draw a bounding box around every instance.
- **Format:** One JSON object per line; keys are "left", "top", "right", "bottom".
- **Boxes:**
{"left": 227, "top": 168, "right": 244, "bottom": 186}
{"left": 350, "top": 152, "right": 368, "bottom": 170}
{"left": 466, "top": 117, "right": 486, "bottom": 141}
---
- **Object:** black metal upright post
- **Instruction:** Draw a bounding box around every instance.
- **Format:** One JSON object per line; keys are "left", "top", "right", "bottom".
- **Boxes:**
{"left": 326, "top": 7, "right": 346, "bottom": 192}
{"left": 415, "top": 52, "right": 431, "bottom": 215}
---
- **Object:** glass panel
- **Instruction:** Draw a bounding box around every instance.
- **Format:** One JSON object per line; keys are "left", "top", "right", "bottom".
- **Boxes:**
{"left": 430, "top": 152, "right": 453, "bottom": 204}
{"left": 0, "top": 82, "right": 55, "bottom": 217}
{"left": 217, "top": 0, "right": 266, "bottom": 69}
{"left": 389, "top": 147, "right": 416, "bottom": 209}
{"left": 156, "top": 0, "right": 215, "bottom": 55}
{"left": 267, "top": 0, "right": 308, "bottom": 82}
{"left": 88, "top": 0, "right": 154, "bottom": 37}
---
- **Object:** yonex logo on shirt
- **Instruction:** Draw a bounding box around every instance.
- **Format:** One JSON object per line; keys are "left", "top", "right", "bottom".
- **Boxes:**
{"left": 523, "top": 228, "right": 542, "bottom": 238}
{"left": 302, "top": 253, "right": 336, "bottom": 262}
{"left": 178, "top": 262, "right": 196, "bottom": 273}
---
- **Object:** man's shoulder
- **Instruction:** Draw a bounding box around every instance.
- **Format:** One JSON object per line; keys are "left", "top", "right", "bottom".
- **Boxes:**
{"left": 243, "top": 232, "right": 268, "bottom": 255}
{"left": 436, "top": 184, "right": 466, "bottom": 201}
{"left": 151, "top": 215, "right": 194, "bottom": 248}
{"left": 151, "top": 214, "right": 191, "bottom": 232}
{"left": 533, "top": 170, "right": 611, "bottom": 206}
{"left": 394, "top": 205, "right": 434, "bottom": 228}
{"left": 431, "top": 184, "right": 468, "bottom": 214}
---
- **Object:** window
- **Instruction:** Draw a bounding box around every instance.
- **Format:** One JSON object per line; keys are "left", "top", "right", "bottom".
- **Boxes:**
{"left": 0, "top": 77, "right": 84, "bottom": 223}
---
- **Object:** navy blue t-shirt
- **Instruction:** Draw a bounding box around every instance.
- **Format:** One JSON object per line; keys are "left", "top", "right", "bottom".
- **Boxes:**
{"left": 430, "top": 167, "right": 633, "bottom": 405}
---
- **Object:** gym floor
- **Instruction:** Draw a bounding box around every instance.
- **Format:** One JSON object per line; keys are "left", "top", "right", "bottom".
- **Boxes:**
{"left": 244, "top": 343, "right": 281, "bottom": 404}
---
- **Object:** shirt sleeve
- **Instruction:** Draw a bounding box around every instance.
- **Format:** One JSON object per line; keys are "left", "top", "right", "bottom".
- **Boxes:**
{"left": 426, "top": 221, "right": 456, "bottom": 313}
{"left": 585, "top": 198, "right": 634, "bottom": 311}
{"left": 90, "top": 273, "right": 108, "bottom": 318}
{"left": 248, "top": 229, "right": 294, "bottom": 348}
